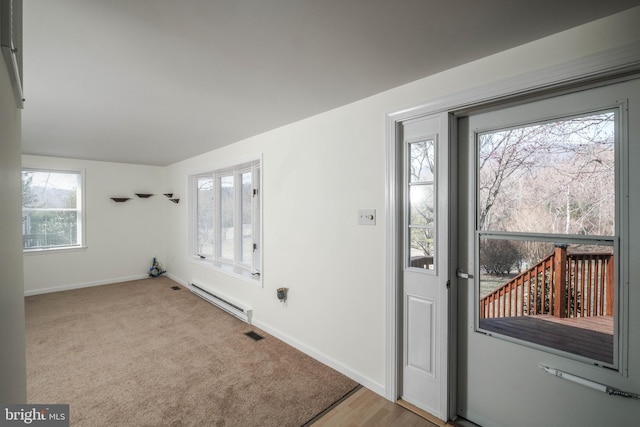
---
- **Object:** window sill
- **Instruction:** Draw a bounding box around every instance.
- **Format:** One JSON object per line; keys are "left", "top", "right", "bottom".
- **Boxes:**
{"left": 189, "top": 256, "right": 262, "bottom": 286}
{"left": 23, "top": 246, "right": 88, "bottom": 255}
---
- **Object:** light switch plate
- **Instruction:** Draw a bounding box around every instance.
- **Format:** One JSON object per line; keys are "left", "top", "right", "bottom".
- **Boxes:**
{"left": 358, "top": 209, "right": 376, "bottom": 225}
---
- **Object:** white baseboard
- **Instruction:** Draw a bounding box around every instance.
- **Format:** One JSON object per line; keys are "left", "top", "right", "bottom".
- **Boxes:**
{"left": 165, "top": 273, "right": 187, "bottom": 286}
{"left": 24, "top": 274, "right": 150, "bottom": 296}
{"left": 252, "top": 317, "right": 386, "bottom": 398}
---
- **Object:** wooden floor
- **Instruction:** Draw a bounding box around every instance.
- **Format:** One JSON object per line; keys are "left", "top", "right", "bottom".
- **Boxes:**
{"left": 312, "top": 387, "right": 445, "bottom": 427}
{"left": 479, "top": 314, "right": 613, "bottom": 363}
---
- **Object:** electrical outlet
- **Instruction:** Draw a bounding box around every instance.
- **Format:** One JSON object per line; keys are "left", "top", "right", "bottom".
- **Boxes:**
{"left": 358, "top": 209, "right": 376, "bottom": 225}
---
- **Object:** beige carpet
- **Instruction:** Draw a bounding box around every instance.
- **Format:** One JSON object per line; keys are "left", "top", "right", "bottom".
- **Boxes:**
{"left": 25, "top": 277, "right": 358, "bottom": 426}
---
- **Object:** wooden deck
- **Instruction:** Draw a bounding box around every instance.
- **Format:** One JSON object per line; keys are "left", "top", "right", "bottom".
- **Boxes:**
{"left": 479, "top": 315, "right": 613, "bottom": 364}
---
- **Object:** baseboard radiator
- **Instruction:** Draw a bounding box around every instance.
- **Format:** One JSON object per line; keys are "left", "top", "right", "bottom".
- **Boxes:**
{"left": 190, "top": 282, "right": 253, "bottom": 324}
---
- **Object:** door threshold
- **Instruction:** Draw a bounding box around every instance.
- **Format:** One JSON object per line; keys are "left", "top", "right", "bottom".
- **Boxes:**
{"left": 396, "top": 399, "right": 450, "bottom": 426}
{"left": 447, "top": 417, "right": 481, "bottom": 427}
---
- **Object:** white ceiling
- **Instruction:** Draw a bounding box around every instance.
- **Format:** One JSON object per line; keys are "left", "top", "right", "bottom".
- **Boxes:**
{"left": 21, "top": 0, "right": 640, "bottom": 166}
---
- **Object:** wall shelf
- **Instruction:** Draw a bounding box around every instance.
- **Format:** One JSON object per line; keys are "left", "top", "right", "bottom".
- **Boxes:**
{"left": 109, "top": 194, "right": 176, "bottom": 203}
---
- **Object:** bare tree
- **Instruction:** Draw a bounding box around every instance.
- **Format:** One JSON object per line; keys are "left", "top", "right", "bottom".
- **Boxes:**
{"left": 478, "top": 112, "right": 615, "bottom": 264}
{"left": 409, "top": 140, "right": 436, "bottom": 257}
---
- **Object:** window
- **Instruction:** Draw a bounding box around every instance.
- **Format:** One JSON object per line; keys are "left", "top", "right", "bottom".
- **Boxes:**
{"left": 407, "top": 137, "right": 437, "bottom": 270}
{"left": 192, "top": 160, "right": 261, "bottom": 280}
{"left": 22, "top": 168, "right": 84, "bottom": 251}
{"left": 476, "top": 110, "right": 619, "bottom": 366}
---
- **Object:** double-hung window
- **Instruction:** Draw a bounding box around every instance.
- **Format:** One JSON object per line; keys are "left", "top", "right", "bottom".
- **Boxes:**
{"left": 192, "top": 160, "right": 261, "bottom": 281}
{"left": 22, "top": 168, "right": 84, "bottom": 251}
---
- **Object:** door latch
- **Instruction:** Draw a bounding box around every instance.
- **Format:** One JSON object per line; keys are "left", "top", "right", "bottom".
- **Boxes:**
{"left": 456, "top": 269, "right": 474, "bottom": 279}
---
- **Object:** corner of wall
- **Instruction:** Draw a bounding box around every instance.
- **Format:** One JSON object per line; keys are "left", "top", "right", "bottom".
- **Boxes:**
{"left": 0, "top": 52, "right": 27, "bottom": 402}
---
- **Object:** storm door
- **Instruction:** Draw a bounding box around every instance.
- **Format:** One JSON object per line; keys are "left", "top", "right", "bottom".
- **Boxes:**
{"left": 456, "top": 79, "right": 638, "bottom": 426}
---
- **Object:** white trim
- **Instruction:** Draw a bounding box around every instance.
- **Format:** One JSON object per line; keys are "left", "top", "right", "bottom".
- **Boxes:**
{"left": 385, "top": 113, "right": 401, "bottom": 401}
{"left": 23, "top": 245, "right": 88, "bottom": 255}
{"left": 23, "top": 274, "right": 150, "bottom": 296}
{"left": 389, "top": 42, "right": 640, "bottom": 121}
{"left": 165, "top": 272, "right": 185, "bottom": 285}
{"left": 252, "top": 317, "right": 386, "bottom": 397}
{"left": 385, "top": 42, "right": 640, "bottom": 415}
{"left": 187, "top": 256, "right": 260, "bottom": 285}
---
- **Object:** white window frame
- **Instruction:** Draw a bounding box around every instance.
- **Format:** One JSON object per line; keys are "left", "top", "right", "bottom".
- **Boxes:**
{"left": 21, "top": 167, "right": 86, "bottom": 253}
{"left": 190, "top": 159, "right": 262, "bottom": 284}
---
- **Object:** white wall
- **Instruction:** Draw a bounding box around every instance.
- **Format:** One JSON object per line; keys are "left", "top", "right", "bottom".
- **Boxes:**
{"left": 0, "top": 43, "right": 27, "bottom": 401}
{"left": 165, "top": 7, "right": 640, "bottom": 398}
{"left": 22, "top": 155, "right": 168, "bottom": 294}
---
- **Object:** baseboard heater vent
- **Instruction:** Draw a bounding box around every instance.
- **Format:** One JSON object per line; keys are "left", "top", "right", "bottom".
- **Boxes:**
{"left": 244, "top": 331, "right": 264, "bottom": 341}
{"left": 190, "top": 282, "right": 252, "bottom": 324}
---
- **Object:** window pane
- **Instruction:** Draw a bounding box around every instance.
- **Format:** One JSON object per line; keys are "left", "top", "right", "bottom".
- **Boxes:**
{"left": 409, "top": 184, "right": 434, "bottom": 227}
{"left": 241, "top": 171, "right": 253, "bottom": 264}
{"left": 219, "top": 175, "right": 234, "bottom": 260}
{"left": 408, "top": 138, "right": 437, "bottom": 270}
{"left": 409, "top": 227, "right": 435, "bottom": 269}
{"left": 22, "top": 211, "right": 78, "bottom": 249}
{"left": 478, "top": 237, "right": 614, "bottom": 364}
{"left": 22, "top": 171, "right": 79, "bottom": 209}
{"left": 409, "top": 139, "right": 435, "bottom": 183}
{"left": 196, "top": 177, "right": 214, "bottom": 257}
{"left": 478, "top": 112, "right": 615, "bottom": 234}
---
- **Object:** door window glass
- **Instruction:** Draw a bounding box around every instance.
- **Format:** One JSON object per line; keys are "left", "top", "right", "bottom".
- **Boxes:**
{"left": 408, "top": 138, "right": 436, "bottom": 270}
{"left": 477, "top": 111, "right": 617, "bottom": 366}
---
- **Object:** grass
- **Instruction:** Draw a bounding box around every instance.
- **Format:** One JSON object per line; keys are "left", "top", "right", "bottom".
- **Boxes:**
{"left": 479, "top": 273, "right": 517, "bottom": 298}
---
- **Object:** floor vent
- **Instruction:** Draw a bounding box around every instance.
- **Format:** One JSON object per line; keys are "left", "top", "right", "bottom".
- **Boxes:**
{"left": 245, "top": 331, "right": 264, "bottom": 341}
{"left": 171, "top": 286, "right": 180, "bottom": 290}
{"left": 190, "top": 282, "right": 253, "bottom": 324}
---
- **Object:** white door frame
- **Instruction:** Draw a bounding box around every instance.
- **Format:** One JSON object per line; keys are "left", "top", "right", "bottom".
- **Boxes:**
{"left": 385, "top": 42, "right": 640, "bottom": 422}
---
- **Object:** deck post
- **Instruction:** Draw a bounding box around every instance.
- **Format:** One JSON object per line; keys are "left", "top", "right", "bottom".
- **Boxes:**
{"left": 553, "top": 244, "right": 568, "bottom": 318}
{"left": 605, "top": 255, "right": 614, "bottom": 316}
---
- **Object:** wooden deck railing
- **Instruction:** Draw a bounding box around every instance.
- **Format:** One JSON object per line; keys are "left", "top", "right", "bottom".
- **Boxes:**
{"left": 479, "top": 245, "right": 614, "bottom": 319}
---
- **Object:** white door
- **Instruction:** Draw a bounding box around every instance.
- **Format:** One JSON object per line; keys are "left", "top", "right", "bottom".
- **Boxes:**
{"left": 457, "top": 79, "right": 640, "bottom": 426}
{"left": 401, "top": 113, "right": 449, "bottom": 419}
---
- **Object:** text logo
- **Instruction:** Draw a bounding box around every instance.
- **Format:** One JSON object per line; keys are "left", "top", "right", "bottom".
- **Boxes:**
{"left": 1, "top": 405, "right": 68, "bottom": 427}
